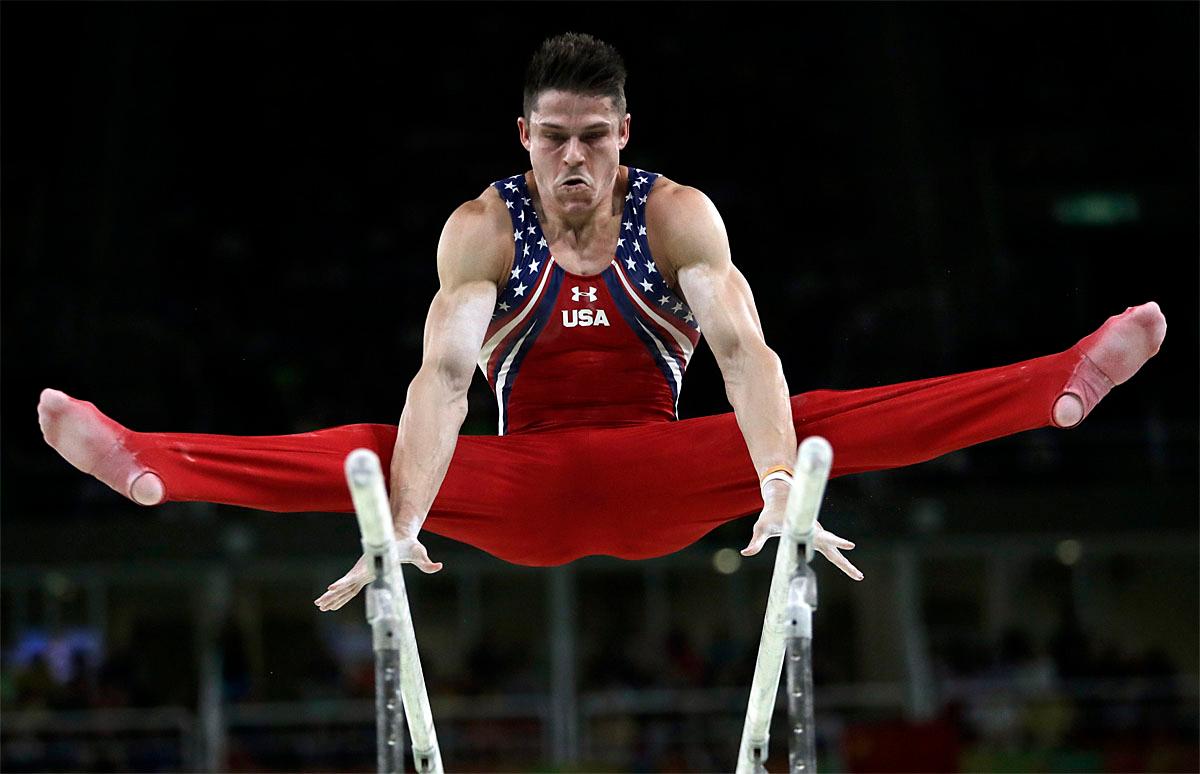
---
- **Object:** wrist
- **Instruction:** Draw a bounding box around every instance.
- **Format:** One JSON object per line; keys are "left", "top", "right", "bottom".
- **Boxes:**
{"left": 392, "top": 512, "right": 424, "bottom": 540}
{"left": 761, "top": 478, "right": 791, "bottom": 502}
{"left": 759, "top": 464, "right": 793, "bottom": 501}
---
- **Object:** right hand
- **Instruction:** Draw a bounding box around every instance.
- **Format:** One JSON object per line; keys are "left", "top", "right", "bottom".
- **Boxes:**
{"left": 313, "top": 537, "right": 444, "bottom": 612}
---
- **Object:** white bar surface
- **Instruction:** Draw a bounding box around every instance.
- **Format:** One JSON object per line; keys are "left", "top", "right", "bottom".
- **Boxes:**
{"left": 736, "top": 436, "right": 832, "bottom": 774}
{"left": 346, "top": 449, "right": 397, "bottom": 548}
{"left": 345, "top": 449, "right": 443, "bottom": 774}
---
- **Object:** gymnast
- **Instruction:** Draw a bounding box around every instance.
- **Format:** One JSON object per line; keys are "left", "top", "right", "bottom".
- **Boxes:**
{"left": 36, "top": 33, "right": 1166, "bottom": 612}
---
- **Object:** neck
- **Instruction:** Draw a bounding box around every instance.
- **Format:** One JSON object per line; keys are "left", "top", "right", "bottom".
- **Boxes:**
{"left": 529, "top": 166, "right": 626, "bottom": 249}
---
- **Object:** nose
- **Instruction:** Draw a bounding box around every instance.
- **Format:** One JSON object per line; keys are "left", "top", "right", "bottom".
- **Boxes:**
{"left": 563, "top": 136, "right": 586, "bottom": 165}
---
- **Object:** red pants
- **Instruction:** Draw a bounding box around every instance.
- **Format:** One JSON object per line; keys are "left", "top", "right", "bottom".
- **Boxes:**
{"left": 128, "top": 347, "right": 1083, "bottom": 566}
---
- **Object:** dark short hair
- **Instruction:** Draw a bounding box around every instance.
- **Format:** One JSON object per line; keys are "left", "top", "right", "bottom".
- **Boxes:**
{"left": 523, "top": 32, "right": 627, "bottom": 118}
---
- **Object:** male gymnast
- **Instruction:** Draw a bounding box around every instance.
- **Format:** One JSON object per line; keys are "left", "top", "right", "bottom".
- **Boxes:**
{"left": 37, "top": 33, "right": 1166, "bottom": 612}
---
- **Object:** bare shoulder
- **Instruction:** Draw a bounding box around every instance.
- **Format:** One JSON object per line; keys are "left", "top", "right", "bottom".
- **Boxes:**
{"left": 436, "top": 185, "right": 513, "bottom": 288}
{"left": 644, "top": 175, "right": 730, "bottom": 272}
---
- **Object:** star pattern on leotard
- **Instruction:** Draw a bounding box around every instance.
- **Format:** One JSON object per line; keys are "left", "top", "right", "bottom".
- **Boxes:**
{"left": 487, "top": 170, "right": 699, "bottom": 334}
{"left": 612, "top": 168, "right": 700, "bottom": 333}
{"left": 490, "top": 175, "right": 552, "bottom": 321}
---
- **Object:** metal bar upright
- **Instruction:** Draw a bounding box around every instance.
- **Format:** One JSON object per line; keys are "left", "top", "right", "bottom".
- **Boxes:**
{"left": 736, "top": 436, "right": 832, "bottom": 774}
{"left": 785, "top": 567, "right": 818, "bottom": 773}
{"left": 345, "top": 449, "right": 444, "bottom": 774}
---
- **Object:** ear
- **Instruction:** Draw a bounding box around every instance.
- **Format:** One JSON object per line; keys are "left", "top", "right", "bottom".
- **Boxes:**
{"left": 618, "top": 113, "right": 631, "bottom": 150}
{"left": 517, "top": 116, "right": 532, "bottom": 151}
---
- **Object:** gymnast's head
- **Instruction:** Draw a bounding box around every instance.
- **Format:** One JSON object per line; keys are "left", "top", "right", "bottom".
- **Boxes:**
{"left": 518, "top": 32, "right": 631, "bottom": 211}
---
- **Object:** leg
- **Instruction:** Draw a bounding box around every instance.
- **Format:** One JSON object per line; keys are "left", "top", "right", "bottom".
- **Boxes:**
{"left": 37, "top": 388, "right": 397, "bottom": 511}
{"left": 802, "top": 301, "right": 1167, "bottom": 474}
{"left": 36, "top": 389, "right": 581, "bottom": 564}
{"left": 37, "top": 303, "right": 1165, "bottom": 566}
{"left": 569, "top": 303, "right": 1167, "bottom": 562}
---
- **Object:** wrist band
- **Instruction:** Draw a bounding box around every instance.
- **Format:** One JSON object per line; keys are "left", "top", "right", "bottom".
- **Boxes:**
{"left": 759, "top": 465, "right": 794, "bottom": 498}
{"left": 759, "top": 464, "right": 794, "bottom": 481}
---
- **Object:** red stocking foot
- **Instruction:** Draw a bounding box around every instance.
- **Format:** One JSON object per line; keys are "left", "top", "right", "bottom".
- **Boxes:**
{"left": 1055, "top": 302, "right": 1167, "bottom": 428}
{"left": 37, "top": 388, "right": 165, "bottom": 505}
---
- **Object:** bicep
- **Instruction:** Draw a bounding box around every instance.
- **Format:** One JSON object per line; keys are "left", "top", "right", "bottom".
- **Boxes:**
{"left": 666, "top": 190, "right": 766, "bottom": 363}
{"left": 420, "top": 281, "right": 497, "bottom": 390}
{"left": 678, "top": 259, "right": 766, "bottom": 364}
{"left": 419, "top": 198, "right": 505, "bottom": 389}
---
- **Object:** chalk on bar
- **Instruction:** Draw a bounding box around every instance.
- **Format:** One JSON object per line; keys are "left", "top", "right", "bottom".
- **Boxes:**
{"left": 798, "top": 436, "right": 833, "bottom": 477}
{"left": 344, "top": 448, "right": 397, "bottom": 548}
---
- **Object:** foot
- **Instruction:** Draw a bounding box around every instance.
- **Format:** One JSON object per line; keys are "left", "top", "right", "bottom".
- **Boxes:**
{"left": 1053, "top": 302, "right": 1167, "bottom": 428}
{"left": 37, "top": 388, "right": 165, "bottom": 505}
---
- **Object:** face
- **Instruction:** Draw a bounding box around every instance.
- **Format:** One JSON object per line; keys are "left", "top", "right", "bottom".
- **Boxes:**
{"left": 518, "top": 90, "right": 630, "bottom": 214}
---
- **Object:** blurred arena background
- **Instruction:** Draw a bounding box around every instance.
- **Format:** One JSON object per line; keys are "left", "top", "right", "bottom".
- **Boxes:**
{"left": 2, "top": 2, "right": 1196, "bottom": 772}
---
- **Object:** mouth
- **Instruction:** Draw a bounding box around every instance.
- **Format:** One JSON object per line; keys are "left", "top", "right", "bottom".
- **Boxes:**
{"left": 559, "top": 176, "right": 589, "bottom": 191}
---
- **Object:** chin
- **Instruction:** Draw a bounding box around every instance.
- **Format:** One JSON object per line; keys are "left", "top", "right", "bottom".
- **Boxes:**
{"left": 558, "top": 190, "right": 596, "bottom": 208}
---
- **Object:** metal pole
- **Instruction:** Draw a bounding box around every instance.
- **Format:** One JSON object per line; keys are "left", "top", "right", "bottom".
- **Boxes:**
{"left": 345, "top": 449, "right": 444, "bottom": 774}
{"left": 785, "top": 568, "right": 817, "bottom": 773}
{"left": 736, "top": 437, "right": 832, "bottom": 774}
{"left": 367, "top": 555, "right": 407, "bottom": 774}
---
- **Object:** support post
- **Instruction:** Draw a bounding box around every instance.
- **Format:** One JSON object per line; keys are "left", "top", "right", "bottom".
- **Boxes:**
{"left": 785, "top": 567, "right": 818, "bottom": 773}
{"left": 736, "top": 436, "right": 832, "bottom": 774}
{"left": 345, "top": 449, "right": 443, "bottom": 774}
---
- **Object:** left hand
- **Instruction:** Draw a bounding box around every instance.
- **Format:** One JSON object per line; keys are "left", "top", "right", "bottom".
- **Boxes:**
{"left": 314, "top": 553, "right": 375, "bottom": 612}
{"left": 740, "top": 493, "right": 864, "bottom": 581}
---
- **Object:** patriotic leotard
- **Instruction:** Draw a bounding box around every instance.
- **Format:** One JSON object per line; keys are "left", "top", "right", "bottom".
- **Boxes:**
{"left": 121, "top": 167, "right": 1089, "bottom": 565}
{"left": 480, "top": 169, "right": 701, "bottom": 435}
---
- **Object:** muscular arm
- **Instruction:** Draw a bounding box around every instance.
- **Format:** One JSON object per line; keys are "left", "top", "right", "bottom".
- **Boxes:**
{"left": 315, "top": 192, "right": 507, "bottom": 607}
{"left": 388, "top": 194, "right": 508, "bottom": 541}
{"left": 647, "top": 182, "right": 861, "bottom": 578}
{"left": 650, "top": 183, "right": 797, "bottom": 495}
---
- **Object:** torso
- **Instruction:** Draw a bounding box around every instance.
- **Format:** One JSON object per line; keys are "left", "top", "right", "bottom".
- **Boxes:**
{"left": 477, "top": 167, "right": 703, "bottom": 435}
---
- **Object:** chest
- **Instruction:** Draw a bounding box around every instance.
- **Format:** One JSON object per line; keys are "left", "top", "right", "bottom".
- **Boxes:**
{"left": 545, "top": 236, "right": 620, "bottom": 277}
{"left": 545, "top": 228, "right": 679, "bottom": 292}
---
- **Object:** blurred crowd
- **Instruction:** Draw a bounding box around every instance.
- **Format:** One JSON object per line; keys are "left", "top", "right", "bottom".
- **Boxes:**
{"left": 3, "top": 606, "right": 1195, "bottom": 772}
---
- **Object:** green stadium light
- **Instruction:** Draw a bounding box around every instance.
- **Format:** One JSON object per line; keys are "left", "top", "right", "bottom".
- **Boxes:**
{"left": 1053, "top": 193, "right": 1141, "bottom": 226}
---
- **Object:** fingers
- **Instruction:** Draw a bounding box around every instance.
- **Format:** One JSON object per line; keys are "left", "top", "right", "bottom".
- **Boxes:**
{"left": 740, "top": 538, "right": 765, "bottom": 557}
{"left": 742, "top": 517, "right": 863, "bottom": 582}
{"left": 411, "top": 544, "right": 444, "bottom": 574}
{"left": 315, "top": 547, "right": 443, "bottom": 611}
{"left": 314, "top": 586, "right": 355, "bottom": 612}
{"left": 740, "top": 524, "right": 779, "bottom": 557}
{"left": 740, "top": 525, "right": 764, "bottom": 556}
{"left": 314, "top": 572, "right": 370, "bottom": 612}
{"left": 814, "top": 528, "right": 862, "bottom": 580}
{"left": 826, "top": 547, "right": 864, "bottom": 581}
{"left": 818, "top": 528, "right": 854, "bottom": 550}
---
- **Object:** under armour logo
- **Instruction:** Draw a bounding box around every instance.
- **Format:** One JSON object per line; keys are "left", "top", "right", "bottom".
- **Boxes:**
{"left": 572, "top": 286, "right": 597, "bottom": 303}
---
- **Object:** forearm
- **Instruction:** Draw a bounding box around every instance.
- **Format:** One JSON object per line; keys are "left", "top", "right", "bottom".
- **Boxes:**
{"left": 722, "top": 344, "right": 798, "bottom": 497}
{"left": 388, "top": 366, "right": 470, "bottom": 537}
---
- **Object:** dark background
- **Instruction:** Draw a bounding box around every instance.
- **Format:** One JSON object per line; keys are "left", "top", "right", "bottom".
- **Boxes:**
{"left": 2, "top": 2, "right": 1196, "bottom": 772}
{"left": 3, "top": 2, "right": 1196, "bottom": 511}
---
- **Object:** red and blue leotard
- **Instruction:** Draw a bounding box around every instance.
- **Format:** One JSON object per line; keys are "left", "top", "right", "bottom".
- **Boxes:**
{"left": 481, "top": 170, "right": 698, "bottom": 435}
{"left": 124, "top": 167, "right": 1087, "bottom": 566}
